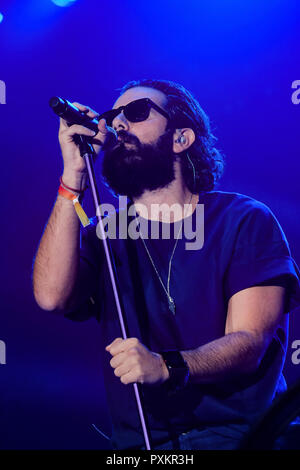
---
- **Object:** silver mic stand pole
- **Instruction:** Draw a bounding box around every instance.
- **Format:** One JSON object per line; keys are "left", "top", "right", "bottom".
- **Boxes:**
{"left": 78, "top": 135, "right": 151, "bottom": 451}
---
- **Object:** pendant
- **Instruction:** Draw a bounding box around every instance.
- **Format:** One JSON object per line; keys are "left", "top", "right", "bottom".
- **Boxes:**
{"left": 168, "top": 296, "right": 176, "bottom": 315}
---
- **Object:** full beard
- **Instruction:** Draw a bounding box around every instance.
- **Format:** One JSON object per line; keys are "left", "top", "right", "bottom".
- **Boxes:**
{"left": 101, "top": 129, "right": 178, "bottom": 199}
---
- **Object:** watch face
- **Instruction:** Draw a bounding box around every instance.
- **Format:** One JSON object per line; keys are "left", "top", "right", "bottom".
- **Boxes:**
{"left": 162, "top": 351, "right": 187, "bottom": 368}
{"left": 161, "top": 351, "right": 190, "bottom": 392}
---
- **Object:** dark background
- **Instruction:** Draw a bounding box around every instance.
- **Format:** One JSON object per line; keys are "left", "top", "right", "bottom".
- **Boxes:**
{"left": 0, "top": 0, "right": 300, "bottom": 449}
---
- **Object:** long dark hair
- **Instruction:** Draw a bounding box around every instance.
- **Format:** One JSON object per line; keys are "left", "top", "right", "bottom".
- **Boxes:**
{"left": 119, "top": 79, "right": 224, "bottom": 193}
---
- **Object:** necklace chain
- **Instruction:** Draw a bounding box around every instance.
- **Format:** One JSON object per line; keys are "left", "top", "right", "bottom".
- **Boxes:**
{"left": 136, "top": 194, "right": 194, "bottom": 315}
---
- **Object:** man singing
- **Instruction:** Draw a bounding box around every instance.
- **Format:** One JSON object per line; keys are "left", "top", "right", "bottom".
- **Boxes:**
{"left": 33, "top": 79, "right": 300, "bottom": 450}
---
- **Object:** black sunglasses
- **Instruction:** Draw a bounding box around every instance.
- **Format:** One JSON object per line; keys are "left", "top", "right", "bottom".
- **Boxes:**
{"left": 98, "top": 98, "right": 170, "bottom": 127}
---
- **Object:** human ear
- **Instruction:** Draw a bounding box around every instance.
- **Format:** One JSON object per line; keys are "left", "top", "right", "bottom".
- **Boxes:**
{"left": 173, "top": 128, "right": 195, "bottom": 153}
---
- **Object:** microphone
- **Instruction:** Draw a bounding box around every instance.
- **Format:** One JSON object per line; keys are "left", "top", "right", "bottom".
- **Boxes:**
{"left": 49, "top": 96, "right": 117, "bottom": 148}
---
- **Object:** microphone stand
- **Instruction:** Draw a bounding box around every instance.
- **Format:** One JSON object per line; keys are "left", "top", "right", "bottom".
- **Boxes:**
{"left": 77, "top": 135, "right": 151, "bottom": 450}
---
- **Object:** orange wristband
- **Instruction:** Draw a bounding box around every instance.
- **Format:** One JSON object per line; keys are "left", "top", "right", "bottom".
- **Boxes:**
{"left": 58, "top": 185, "right": 90, "bottom": 227}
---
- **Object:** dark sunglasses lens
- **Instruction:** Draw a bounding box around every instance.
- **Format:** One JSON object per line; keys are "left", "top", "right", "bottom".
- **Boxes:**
{"left": 125, "top": 100, "right": 150, "bottom": 122}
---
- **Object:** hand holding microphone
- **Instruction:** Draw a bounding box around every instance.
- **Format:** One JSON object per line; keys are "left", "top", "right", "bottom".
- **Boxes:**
{"left": 49, "top": 97, "right": 117, "bottom": 188}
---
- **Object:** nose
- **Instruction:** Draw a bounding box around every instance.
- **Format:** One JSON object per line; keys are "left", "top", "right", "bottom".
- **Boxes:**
{"left": 112, "top": 111, "right": 129, "bottom": 132}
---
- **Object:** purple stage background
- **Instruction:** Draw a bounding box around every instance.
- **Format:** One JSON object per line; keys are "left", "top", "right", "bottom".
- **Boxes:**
{"left": 0, "top": 0, "right": 300, "bottom": 449}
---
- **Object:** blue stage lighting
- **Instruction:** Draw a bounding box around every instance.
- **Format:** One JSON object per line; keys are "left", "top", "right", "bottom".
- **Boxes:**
{"left": 0, "top": 12, "right": 3, "bottom": 23}
{"left": 51, "top": 0, "right": 77, "bottom": 7}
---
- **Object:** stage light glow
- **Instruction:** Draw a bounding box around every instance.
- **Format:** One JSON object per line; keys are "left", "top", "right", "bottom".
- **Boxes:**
{"left": 51, "top": 0, "right": 77, "bottom": 6}
{"left": 0, "top": 12, "right": 3, "bottom": 23}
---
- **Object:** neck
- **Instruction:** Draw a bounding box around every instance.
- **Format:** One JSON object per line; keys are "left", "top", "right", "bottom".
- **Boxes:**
{"left": 132, "top": 162, "right": 199, "bottom": 222}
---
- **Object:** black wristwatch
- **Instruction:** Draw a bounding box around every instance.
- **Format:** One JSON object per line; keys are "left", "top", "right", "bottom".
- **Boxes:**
{"left": 160, "top": 351, "right": 190, "bottom": 393}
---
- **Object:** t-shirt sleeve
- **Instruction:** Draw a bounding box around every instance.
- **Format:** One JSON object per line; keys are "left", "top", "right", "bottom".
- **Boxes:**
{"left": 63, "top": 217, "right": 104, "bottom": 322}
{"left": 223, "top": 201, "right": 300, "bottom": 312}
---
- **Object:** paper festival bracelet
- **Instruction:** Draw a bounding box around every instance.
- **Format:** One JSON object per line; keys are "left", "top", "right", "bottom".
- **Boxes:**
{"left": 58, "top": 185, "right": 90, "bottom": 228}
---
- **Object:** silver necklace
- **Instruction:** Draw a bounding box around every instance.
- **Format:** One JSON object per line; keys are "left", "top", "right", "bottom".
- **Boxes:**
{"left": 136, "top": 194, "right": 193, "bottom": 315}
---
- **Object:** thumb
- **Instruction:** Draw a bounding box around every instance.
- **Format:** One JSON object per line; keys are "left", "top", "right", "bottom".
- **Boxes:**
{"left": 98, "top": 118, "right": 108, "bottom": 135}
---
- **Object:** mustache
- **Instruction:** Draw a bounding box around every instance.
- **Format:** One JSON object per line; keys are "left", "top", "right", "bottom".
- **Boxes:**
{"left": 116, "top": 130, "right": 141, "bottom": 146}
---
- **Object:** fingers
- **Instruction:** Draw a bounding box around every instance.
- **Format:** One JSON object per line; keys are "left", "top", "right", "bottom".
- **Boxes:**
{"left": 106, "top": 337, "right": 140, "bottom": 356}
{"left": 59, "top": 125, "right": 96, "bottom": 146}
{"left": 59, "top": 102, "right": 100, "bottom": 131}
{"left": 106, "top": 338, "right": 148, "bottom": 385}
{"left": 112, "top": 357, "right": 144, "bottom": 385}
{"left": 71, "top": 104, "right": 110, "bottom": 136}
{"left": 112, "top": 358, "right": 138, "bottom": 381}
{"left": 106, "top": 338, "right": 167, "bottom": 386}
{"left": 57, "top": 101, "right": 113, "bottom": 151}
{"left": 119, "top": 369, "right": 144, "bottom": 385}
{"left": 72, "top": 102, "right": 99, "bottom": 120}
{"left": 109, "top": 351, "right": 127, "bottom": 369}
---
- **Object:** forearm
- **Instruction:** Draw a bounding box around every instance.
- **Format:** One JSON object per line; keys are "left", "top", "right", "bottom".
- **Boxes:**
{"left": 181, "top": 331, "right": 265, "bottom": 384}
{"left": 33, "top": 172, "right": 87, "bottom": 311}
{"left": 33, "top": 103, "right": 111, "bottom": 311}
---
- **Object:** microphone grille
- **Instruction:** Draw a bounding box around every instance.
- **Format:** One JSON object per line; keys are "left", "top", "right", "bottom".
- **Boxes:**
{"left": 49, "top": 96, "right": 66, "bottom": 114}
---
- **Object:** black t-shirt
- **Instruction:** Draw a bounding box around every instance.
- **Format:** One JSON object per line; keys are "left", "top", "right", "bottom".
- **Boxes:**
{"left": 64, "top": 191, "right": 300, "bottom": 449}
